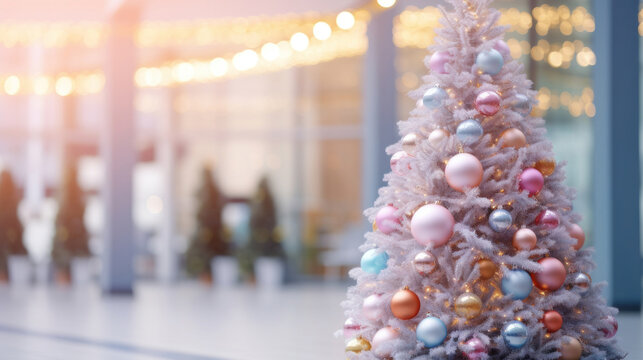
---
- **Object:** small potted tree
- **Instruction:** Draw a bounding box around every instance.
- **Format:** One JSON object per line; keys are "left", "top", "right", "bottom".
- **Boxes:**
{"left": 0, "top": 170, "right": 31, "bottom": 285}
{"left": 185, "top": 167, "right": 236, "bottom": 286}
{"left": 248, "top": 176, "right": 285, "bottom": 288}
{"left": 52, "top": 164, "right": 92, "bottom": 286}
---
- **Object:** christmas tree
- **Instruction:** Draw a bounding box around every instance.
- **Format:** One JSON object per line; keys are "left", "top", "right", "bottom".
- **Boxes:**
{"left": 248, "top": 176, "right": 284, "bottom": 259}
{"left": 341, "top": 1, "right": 623, "bottom": 359}
{"left": 0, "top": 170, "right": 27, "bottom": 273}
{"left": 185, "top": 167, "right": 229, "bottom": 277}
{"left": 52, "top": 164, "right": 90, "bottom": 272}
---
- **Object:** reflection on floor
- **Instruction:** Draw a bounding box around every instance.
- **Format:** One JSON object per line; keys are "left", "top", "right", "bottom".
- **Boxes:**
{"left": 0, "top": 283, "right": 639, "bottom": 359}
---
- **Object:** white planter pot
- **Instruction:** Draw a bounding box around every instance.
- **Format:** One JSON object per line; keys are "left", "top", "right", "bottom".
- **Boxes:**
{"left": 254, "top": 257, "right": 285, "bottom": 289}
{"left": 211, "top": 256, "right": 239, "bottom": 287}
{"left": 8, "top": 256, "right": 32, "bottom": 286}
{"left": 71, "top": 257, "right": 95, "bottom": 287}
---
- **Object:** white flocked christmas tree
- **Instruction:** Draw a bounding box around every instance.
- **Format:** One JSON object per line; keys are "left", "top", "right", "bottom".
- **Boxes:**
{"left": 341, "top": 1, "right": 624, "bottom": 359}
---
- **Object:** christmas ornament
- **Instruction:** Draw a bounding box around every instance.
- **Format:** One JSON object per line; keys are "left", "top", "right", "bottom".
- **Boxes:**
{"left": 390, "top": 151, "right": 412, "bottom": 176}
{"left": 535, "top": 209, "right": 560, "bottom": 229}
{"left": 402, "top": 132, "right": 420, "bottom": 155}
{"left": 375, "top": 205, "right": 400, "bottom": 234}
{"left": 411, "top": 204, "right": 455, "bottom": 247}
{"left": 456, "top": 119, "right": 484, "bottom": 144}
{"left": 477, "top": 259, "right": 497, "bottom": 280}
{"left": 532, "top": 257, "right": 566, "bottom": 291}
{"left": 499, "top": 128, "right": 527, "bottom": 149}
{"left": 423, "top": 87, "right": 448, "bottom": 109}
{"left": 534, "top": 158, "right": 556, "bottom": 176}
{"left": 501, "top": 269, "right": 533, "bottom": 300}
{"left": 542, "top": 310, "right": 563, "bottom": 332}
{"left": 559, "top": 336, "right": 582, "bottom": 360}
{"left": 463, "top": 337, "right": 487, "bottom": 360}
{"left": 494, "top": 40, "right": 511, "bottom": 60}
{"left": 343, "top": 318, "right": 361, "bottom": 339}
{"left": 518, "top": 168, "right": 544, "bottom": 196}
{"left": 361, "top": 249, "right": 389, "bottom": 275}
{"left": 454, "top": 293, "right": 482, "bottom": 319}
{"left": 345, "top": 337, "right": 371, "bottom": 353}
{"left": 413, "top": 251, "right": 438, "bottom": 275}
{"left": 429, "top": 50, "right": 451, "bottom": 74}
{"left": 502, "top": 320, "right": 528, "bottom": 349}
{"left": 489, "top": 209, "right": 512, "bottom": 232}
{"left": 513, "top": 94, "right": 532, "bottom": 116}
{"left": 372, "top": 327, "right": 400, "bottom": 357}
{"left": 428, "top": 128, "right": 449, "bottom": 148}
{"left": 390, "top": 288, "right": 421, "bottom": 320}
{"left": 570, "top": 273, "right": 591, "bottom": 294}
{"left": 444, "top": 153, "right": 484, "bottom": 192}
{"left": 512, "top": 228, "right": 537, "bottom": 251}
{"left": 568, "top": 224, "right": 585, "bottom": 250}
{"left": 476, "top": 49, "right": 504, "bottom": 75}
{"left": 362, "top": 294, "right": 385, "bottom": 321}
{"left": 475, "top": 91, "right": 502, "bottom": 116}
{"left": 600, "top": 316, "right": 618, "bottom": 338}
{"left": 416, "top": 316, "right": 447, "bottom": 348}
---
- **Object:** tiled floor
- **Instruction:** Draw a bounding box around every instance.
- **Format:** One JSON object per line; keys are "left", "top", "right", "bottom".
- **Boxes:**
{"left": 0, "top": 283, "right": 639, "bottom": 359}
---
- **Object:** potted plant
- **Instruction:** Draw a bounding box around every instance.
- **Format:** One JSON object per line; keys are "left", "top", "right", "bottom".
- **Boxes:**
{"left": 248, "top": 176, "right": 286, "bottom": 288}
{"left": 0, "top": 170, "right": 31, "bottom": 286}
{"left": 185, "top": 167, "right": 236, "bottom": 286}
{"left": 51, "top": 164, "right": 93, "bottom": 286}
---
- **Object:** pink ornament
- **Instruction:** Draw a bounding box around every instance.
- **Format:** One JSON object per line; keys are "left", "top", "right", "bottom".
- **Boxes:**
{"left": 343, "top": 317, "right": 361, "bottom": 339}
{"left": 535, "top": 210, "right": 560, "bottom": 229}
{"left": 475, "top": 91, "right": 501, "bottom": 116}
{"left": 390, "top": 151, "right": 412, "bottom": 175}
{"left": 429, "top": 50, "right": 451, "bottom": 74}
{"left": 569, "top": 224, "right": 585, "bottom": 250}
{"left": 375, "top": 205, "right": 400, "bottom": 234}
{"left": 362, "top": 294, "right": 385, "bottom": 321}
{"left": 411, "top": 204, "right": 455, "bottom": 247}
{"left": 599, "top": 315, "right": 618, "bottom": 338}
{"left": 494, "top": 40, "right": 511, "bottom": 60}
{"left": 372, "top": 327, "right": 400, "bottom": 357}
{"left": 518, "top": 168, "right": 544, "bottom": 196}
{"left": 512, "top": 228, "right": 538, "bottom": 251}
{"left": 532, "top": 257, "right": 566, "bottom": 291}
{"left": 444, "top": 153, "right": 484, "bottom": 192}
{"left": 463, "top": 337, "right": 487, "bottom": 360}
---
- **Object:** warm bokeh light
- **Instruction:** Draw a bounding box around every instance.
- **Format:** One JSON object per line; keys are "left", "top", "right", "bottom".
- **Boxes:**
{"left": 33, "top": 76, "right": 50, "bottom": 95}
{"left": 232, "top": 49, "right": 259, "bottom": 71}
{"left": 173, "top": 62, "right": 195, "bottom": 83}
{"left": 313, "top": 21, "right": 332, "bottom": 40}
{"left": 55, "top": 76, "right": 74, "bottom": 96}
{"left": 210, "top": 58, "right": 228, "bottom": 77}
{"left": 261, "top": 42, "right": 280, "bottom": 61}
{"left": 377, "top": 0, "right": 396, "bottom": 9}
{"left": 4, "top": 75, "right": 20, "bottom": 95}
{"left": 336, "top": 11, "right": 355, "bottom": 30}
{"left": 290, "top": 32, "right": 309, "bottom": 52}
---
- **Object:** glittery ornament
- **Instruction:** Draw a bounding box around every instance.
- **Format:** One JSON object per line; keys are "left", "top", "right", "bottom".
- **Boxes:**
{"left": 454, "top": 293, "right": 482, "bottom": 319}
{"left": 345, "top": 337, "right": 371, "bottom": 353}
{"left": 512, "top": 228, "right": 537, "bottom": 251}
{"left": 413, "top": 251, "right": 438, "bottom": 275}
{"left": 542, "top": 310, "right": 563, "bottom": 332}
{"left": 559, "top": 336, "right": 582, "bottom": 360}
{"left": 499, "top": 128, "right": 527, "bottom": 149}
{"left": 501, "top": 269, "right": 533, "bottom": 300}
{"left": 402, "top": 132, "right": 420, "bottom": 155}
{"left": 390, "top": 288, "right": 421, "bottom": 320}
{"left": 534, "top": 158, "right": 555, "bottom": 176}
{"left": 445, "top": 153, "right": 484, "bottom": 192}
{"left": 416, "top": 316, "right": 447, "bottom": 348}
{"left": 532, "top": 257, "right": 566, "bottom": 291}
{"left": 502, "top": 320, "right": 528, "bottom": 349}
{"left": 475, "top": 91, "right": 502, "bottom": 116}
{"left": 456, "top": 119, "right": 484, "bottom": 144}
{"left": 411, "top": 204, "right": 455, "bottom": 247}
{"left": 360, "top": 249, "right": 389, "bottom": 275}
{"left": 489, "top": 209, "right": 512, "bottom": 232}
{"left": 423, "top": 87, "right": 448, "bottom": 109}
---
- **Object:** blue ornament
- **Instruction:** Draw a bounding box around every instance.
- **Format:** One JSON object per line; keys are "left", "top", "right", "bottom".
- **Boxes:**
{"left": 476, "top": 49, "right": 504, "bottom": 75}
{"left": 489, "top": 209, "right": 512, "bottom": 232}
{"left": 502, "top": 320, "right": 528, "bottom": 349}
{"left": 501, "top": 269, "right": 533, "bottom": 300}
{"left": 423, "top": 87, "right": 448, "bottom": 109}
{"left": 513, "top": 94, "right": 532, "bottom": 116}
{"left": 360, "top": 249, "right": 389, "bottom": 275}
{"left": 456, "top": 119, "right": 483, "bottom": 144}
{"left": 416, "top": 316, "right": 447, "bottom": 348}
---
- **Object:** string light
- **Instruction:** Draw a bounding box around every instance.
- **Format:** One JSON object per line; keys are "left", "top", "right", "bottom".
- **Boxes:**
{"left": 3, "top": 75, "right": 20, "bottom": 95}
{"left": 55, "top": 75, "right": 74, "bottom": 96}
{"left": 377, "top": 0, "right": 396, "bottom": 9}
{"left": 290, "top": 32, "right": 309, "bottom": 52}
{"left": 313, "top": 21, "right": 332, "bottom": 40}
{"left": 336, "top": 11, "right": 356, "bottom": 30}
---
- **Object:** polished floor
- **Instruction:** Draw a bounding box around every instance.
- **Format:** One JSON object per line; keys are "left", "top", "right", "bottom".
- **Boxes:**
{"left": 0, "top": 283, "right": 639, "bottom": 359}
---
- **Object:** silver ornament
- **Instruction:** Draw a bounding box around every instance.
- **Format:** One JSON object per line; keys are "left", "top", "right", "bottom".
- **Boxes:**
{"left": 489, "top": 209, "right": 512, "bottom": 232}
{"left": 502, "top": 320, "right": 528, "bottom": 349}
{"left": 416, "top": 316, "right": 447, "bottom": 348}
{"left": 570, "top": 272, "right": 591, "bottom": 294}
{"left": 456, "top": 119, "right": 483, "bottom": 144}
{"left": 423, "top": 87, "right": 448, "bottom": 109}
{"left": 476, "top": 49, "right": 504, "bottom": 75}
{"left": 513, "top": 94, "right": 532, "bottom": 116}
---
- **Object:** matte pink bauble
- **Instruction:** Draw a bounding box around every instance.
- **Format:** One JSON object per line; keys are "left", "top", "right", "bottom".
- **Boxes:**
{"left": 475, "top": 91, "right": 501, "bottom": 116}
{"left": 535, "top": 210, "right": 560, "bottom": 229}
{"left": 463, "top": 337, "right": 487, "bottom": 360}
{"left": 429, "top": 50, "right": 451, "bottom": 74}
{"left": 391, "top": 150, "right": 412, "bottom": 175}
{"left": 518, "top": 168, "right": 544, "bottom": 196}
{"left": 372, "top": 327, "right": 400, "bottom": 357}
{"left": 532, "top": 257, "right": 566, "bottom": 291}
{"left": 343, "top": 317, "right": 361, "bottom": 339}
{"left": 494, "top": 40, "right": 511, "bottom": 60}
{"left": 512, "top": 228, "right": 537, "bottom": 251}
{"left": 569, "top": 224, "right": 585, "bottom": 250}
{"left": 362, "top": 294, "right": 385, "bottom": 321}
{"left": 599, "top": 315, "right": 618, "bottom": 338}
{"left": 444, "top": 153, "right": 484, "bottom": 192}
{"left": 375, "top": 205, "right": 400, "bottom": 234}
{"left": 411, "top": 204, "right": 455, "bottom": 247}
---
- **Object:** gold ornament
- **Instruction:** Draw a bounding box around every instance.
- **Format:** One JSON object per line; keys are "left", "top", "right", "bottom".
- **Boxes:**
{"left": 345, "top": 337, "right": 371, "bottom": 353}
{"left": 402, "top": 132, "right": 420, "bottom": 155}
{"left": 499, "top": 128, "right": 527, "bottom": 149}
{"left": 534, "top": 159, "right": 556, "bottom": 176}
{"left": 559, "top": 336, "right": 582, "bottom": 360}
{"left": 477, "top": 259, "right": 497, "bottom": 280}
{"left": 454, "top": 293, "right": 482, "bottom": 319}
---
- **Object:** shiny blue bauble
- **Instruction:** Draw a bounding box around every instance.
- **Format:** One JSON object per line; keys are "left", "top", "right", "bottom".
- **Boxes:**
{"left": 422, "top": 87, "right": 448, "bottom": 109}
{"left": 502, "top": 320, "right": 528, "bottom": 349}
{"left": 360, "top": 249, "right": 389, "bottom": 275}
{"left": 476, "top": 49, "right": 504, "bottom": 75}
{"left": 416, "top": 316, "right": 447, "bottom": 348}
{"left": 489, "top": 209, "right": 512, "bottom": 232}
{"left": 501, "top": 269, "right": 533, "bottom": 300}
{"left": 456, "top": 119, "right": 483, "bottom": 144}
{"left": 513, "top": 94, "right": 532, "bottom": 116}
